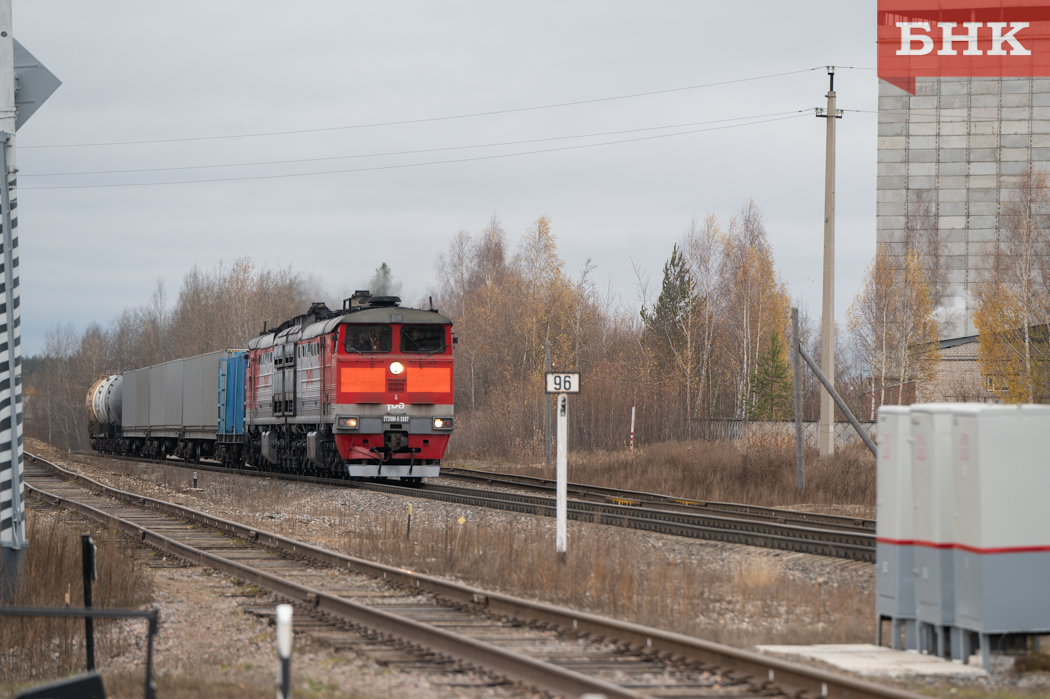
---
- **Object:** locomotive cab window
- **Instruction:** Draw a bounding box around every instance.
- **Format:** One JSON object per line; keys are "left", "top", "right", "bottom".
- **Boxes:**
{"left": 344, "top": 325, "right": 392, "bottom": 353}
{"left": 401, "top": 325, "right": 446, "bottom": 353}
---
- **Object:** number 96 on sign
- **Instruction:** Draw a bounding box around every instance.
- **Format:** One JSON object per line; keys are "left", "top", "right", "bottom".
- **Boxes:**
{"left": 545, "top": 372, "right": 581, "bottom": 394}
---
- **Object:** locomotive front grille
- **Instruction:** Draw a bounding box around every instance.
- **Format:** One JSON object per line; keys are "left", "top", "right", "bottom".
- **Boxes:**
{"left": 387, "top": 378, "right": 406, "bottom": 392}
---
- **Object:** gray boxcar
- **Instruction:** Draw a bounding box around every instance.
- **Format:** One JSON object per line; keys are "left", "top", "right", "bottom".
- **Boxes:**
{"left": 164, "top": 360, "right": 184, "bottom": 430}
{"left": 182, "top": 351, "right": 230, "bottom": 438}
{"left": 115, "top": 351, "right": 238, "bottom": 460}
{"left": 121, "top": 366, "right": 152, "bottom": 437}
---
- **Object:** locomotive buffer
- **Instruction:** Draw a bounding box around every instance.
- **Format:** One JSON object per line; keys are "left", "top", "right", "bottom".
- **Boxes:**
{"left": 545, "top": 372, "right": 580, "bottom": 557}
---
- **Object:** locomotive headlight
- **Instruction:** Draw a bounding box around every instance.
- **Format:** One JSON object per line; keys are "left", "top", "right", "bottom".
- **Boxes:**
{"left": 433, "top": 417, "right": 454, "bottom": 430}
{"left": 338, "top": 417, "right": 359, "bottom": 429}
{"left": 389, "top": 362, "right": 404, "bottom": 375}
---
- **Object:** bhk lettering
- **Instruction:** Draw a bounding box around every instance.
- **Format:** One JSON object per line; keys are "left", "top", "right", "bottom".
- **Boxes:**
{"left": 896, "top": 22, "right": 1031, "bottom": 56}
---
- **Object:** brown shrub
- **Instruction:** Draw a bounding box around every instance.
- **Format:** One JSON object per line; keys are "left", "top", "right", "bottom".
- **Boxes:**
{"left": 343, "top": 512, "right": 873, "bottom": 648}
{"left": 460, "top": 439, "right": 875, "bottom": 513}
{"left": 0, "top": 509, "right": 153, "bottom": 689}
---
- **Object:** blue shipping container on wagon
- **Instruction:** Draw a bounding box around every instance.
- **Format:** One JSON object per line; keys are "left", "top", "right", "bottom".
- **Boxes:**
{"left": 218, "top": 352, "right": 247, "bottom": 435}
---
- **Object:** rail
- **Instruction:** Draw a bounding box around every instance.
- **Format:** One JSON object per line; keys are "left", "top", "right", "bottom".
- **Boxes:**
{"left": 440, "top": 466, "right": 875, "bottom": 530}
{"left": 26, "top": 451, "right": 921, "bottom": 699}
{"left": 72, "top": 451, "right": 875, "bottom": 561}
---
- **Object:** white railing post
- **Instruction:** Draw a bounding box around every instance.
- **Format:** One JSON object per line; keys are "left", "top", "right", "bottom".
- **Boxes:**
{"left": 629, "top": 406, "right": 635, "bottom": 452}
{"left": 276, "top": 604, "right": 292, "bottom": 699}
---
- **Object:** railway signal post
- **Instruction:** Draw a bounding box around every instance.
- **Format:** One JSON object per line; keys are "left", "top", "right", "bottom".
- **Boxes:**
{"left": 0, "top": 1, "right": 21, "bottom": 601}
{"left": 545, "top": 372, "right": 579, "bottom": 558}
{"left": 0, "top": 1, "right": 60, "bottom": 600}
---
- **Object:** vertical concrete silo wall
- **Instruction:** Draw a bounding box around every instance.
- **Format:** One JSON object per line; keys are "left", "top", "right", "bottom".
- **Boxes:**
{"left": 877, "top": 76, "right": 1050, "bottom": 337}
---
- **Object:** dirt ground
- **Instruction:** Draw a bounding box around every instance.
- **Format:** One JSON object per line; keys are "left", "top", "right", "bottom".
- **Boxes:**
{"left": 6, "top": 521, "right": 541, "bottom": 699}
{"left": 20, "top": 440, "right": 1050, "bottom": 698}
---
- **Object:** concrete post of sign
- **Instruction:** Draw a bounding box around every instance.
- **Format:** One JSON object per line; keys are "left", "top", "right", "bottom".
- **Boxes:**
{"left": 817, "top": 67, "right": 841, "bottom": 457}
{"left": 276, "top": 604, "right": 293, "bottom": 699}
{"left": 629, "top": 406, "right": 635, "bottom": 452}
{"left": 0, "top": 0, "right": 24, "bottom": 602}
{"left": 556, "top": 393, "right": 567, "bottom": 556}
{"left": 546, "top": 372, "right": 579, "bottom": 558}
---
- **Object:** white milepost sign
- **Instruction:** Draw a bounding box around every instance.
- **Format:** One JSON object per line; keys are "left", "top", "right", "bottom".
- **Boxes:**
{"left": 545, "top": 372, "right": 580, "bottom": 394}
{"left": 545, "top": 372, "right": 579, "bottom": 557}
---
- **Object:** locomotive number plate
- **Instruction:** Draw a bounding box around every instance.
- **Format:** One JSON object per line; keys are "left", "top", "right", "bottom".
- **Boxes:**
{"left": 383, "top": 415, "right": 410, "bottom": 423}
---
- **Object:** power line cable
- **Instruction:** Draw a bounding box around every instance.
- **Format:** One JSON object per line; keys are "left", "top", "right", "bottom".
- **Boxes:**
{"left": 22, "top": 113, "right": 809, "bottom": 190}
{"left": 24, "top": 110, "right": 808, "bottom": 178}
{"left": 20, "top": 67, "right": 836, "bottom": 150}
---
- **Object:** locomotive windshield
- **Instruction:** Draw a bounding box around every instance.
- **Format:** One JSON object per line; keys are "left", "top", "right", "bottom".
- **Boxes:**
{"left": 344, "top": 325, "right": 392, "bottom": 353}
{"left": 400, "top": 325, "right": 446, "bottom": 353}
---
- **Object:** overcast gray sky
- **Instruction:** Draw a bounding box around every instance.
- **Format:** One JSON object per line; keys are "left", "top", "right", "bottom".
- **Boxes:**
{"left": 14, "top": 1, "right": 878, "bottom": 355}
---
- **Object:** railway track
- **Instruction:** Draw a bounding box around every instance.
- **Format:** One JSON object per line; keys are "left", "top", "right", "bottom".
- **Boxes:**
{"left": 71, "top": 450, "right": 875, "bottom": 561}
{"left": 440, "top": 466, "right": 875, "bottom": 532}
{"left": 25, "top": 452, "right": 918, "bottom": 699}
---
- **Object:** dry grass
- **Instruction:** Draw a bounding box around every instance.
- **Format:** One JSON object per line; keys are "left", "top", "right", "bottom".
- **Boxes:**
{"left": 0, "top": 508, "right": 153, "bottom": 691}
{"left": 42, "top": 443, "right": 874, "bottom": 650}
{"left": 454, "top": 439, "right": 876, "bottom": 515}
{"left": 342, "top": 513, "right": 873, "bottom": 648}
{"left": 1014, "top": 652, "right": 1050, "bottom": 673}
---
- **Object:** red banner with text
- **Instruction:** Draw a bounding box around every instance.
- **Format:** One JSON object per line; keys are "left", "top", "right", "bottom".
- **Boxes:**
{"left": 878, "top": 1, "right": 1050, "bottom": 93}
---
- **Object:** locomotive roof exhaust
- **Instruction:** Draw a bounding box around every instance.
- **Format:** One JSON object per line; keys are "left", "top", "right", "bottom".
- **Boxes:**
{"left": 342, "top": 290, "right": 401, "bottom": 310}
{"left": 344, "top": 290, "right": 371, "bottom": 310}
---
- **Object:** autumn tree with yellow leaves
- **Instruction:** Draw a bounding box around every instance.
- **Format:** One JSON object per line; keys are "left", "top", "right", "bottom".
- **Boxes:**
{"left": 641, "top": 202, "right": 791, "bottom": 428}
{"left": 973, "top": 167, "right": 1050, "bottom": 403}
{"left": 25, "top": 205, "right": 802, "bottom": 457}
{"left": 24, "top": 257, "right": 311, "bottom": 449}
{"left": 848, "top": 248, "right": 940, "bottom": 416}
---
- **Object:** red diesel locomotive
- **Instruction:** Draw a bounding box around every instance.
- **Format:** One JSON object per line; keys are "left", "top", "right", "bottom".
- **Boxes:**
{"left": 244, "top": 291, "right": 454, "bottom": 479}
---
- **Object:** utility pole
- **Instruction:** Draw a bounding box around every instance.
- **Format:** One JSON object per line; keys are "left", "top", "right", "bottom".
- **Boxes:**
{"left": 792, "top": 308, "right": 804, "bottom": 491}
{"left": 0, "top": 0, "right": 24, "bottom": 600}
{"left": 816, "top": 67, "right": 842, "bottom": 457}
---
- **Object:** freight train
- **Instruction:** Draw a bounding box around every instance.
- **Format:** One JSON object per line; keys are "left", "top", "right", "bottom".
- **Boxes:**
{"left": 85, "top": 292, "right": 455, "bottom": 480}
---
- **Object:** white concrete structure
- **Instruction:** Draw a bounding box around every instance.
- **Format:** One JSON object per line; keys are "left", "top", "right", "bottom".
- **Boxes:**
{"left": 756, "top": 645, "right": 987, "bottom": 678}
{"left": 877, "top": 77, "right": 1050, "bottom": 337}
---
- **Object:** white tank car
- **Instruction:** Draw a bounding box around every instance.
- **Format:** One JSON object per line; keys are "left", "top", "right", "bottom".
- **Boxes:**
{"left": 86, "top": 373, "right": 122, "bottom": 425}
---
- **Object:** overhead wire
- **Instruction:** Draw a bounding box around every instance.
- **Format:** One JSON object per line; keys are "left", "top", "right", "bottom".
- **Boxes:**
{"left": 19, "top": 66, "right": 858, "bottom": 150}
{"left": 21, "top": 113, "right": 811, "bottom": 190}
{"left": 24, "top": 110, "right": 809, "bottom": 178}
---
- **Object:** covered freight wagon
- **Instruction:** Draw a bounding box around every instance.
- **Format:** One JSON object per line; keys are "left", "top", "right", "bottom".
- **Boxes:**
{"left": 88, "top": 349, "right": 247, "bottom": 461}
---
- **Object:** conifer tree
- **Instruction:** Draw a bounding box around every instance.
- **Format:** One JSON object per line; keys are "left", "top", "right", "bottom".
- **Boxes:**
{"left": 746, "top": 332, "right": 792, "bottom": 420}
